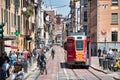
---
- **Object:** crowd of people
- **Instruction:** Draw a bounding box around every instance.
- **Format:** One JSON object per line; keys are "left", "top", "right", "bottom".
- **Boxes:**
{"left": 98, "top": 47, "right": 120, "bottom": 59}
{"left": 0, "top": 45, "right": 52, "bottom": 80}
{"left": 0, "top": 45, "right": 55, "bottom": 80}
{"left": 0, "top": 48, "right": 34, "bottom": 80}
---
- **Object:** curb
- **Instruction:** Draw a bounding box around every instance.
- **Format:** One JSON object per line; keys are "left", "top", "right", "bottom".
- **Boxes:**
{"left": 90, "top": 66, "right": 120, "bottom": 80}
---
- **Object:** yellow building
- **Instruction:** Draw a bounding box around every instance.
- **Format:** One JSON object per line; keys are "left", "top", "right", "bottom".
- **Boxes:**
{"left": 0, "top": 0, "right": 35, "bottom": 53}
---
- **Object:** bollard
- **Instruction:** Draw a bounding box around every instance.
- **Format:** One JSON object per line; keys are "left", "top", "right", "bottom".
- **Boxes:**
{"left": 102, "top": 59, "right": 108, "bottom": 70}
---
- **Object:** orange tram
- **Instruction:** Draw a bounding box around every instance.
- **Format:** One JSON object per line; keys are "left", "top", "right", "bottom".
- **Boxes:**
{"left": 64, "top": 32, "right": 91, "bottom": 68}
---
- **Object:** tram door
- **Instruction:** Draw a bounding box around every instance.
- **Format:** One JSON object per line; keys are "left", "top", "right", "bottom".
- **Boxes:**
{"left": 67, "top": 40, "right": 76, "bottom": 61}
{"left": 86, "top": 40, "right": 91, "bottom": 66}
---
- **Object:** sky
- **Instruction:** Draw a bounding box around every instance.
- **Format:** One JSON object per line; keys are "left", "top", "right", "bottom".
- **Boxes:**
{"left": 43, "top": 0, "right": 70, "bottom": 17}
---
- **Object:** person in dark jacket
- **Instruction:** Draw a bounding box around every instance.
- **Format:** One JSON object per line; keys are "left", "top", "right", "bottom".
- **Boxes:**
{"left": 98, "top": 48, "right": 101, "bottom": 57}
{"left": 3, "top": 52, "right": 10, "bottom": 78}
{"left": 0, "top": 53, "right": 6, "bottom": 80}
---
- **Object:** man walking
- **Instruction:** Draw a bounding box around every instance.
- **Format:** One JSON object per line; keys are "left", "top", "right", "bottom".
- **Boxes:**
{"left": 98, "top": 48, "right": 101, "bottom": 57}
{"left": 51, "top": 48, "right": 55, "bottom": 60}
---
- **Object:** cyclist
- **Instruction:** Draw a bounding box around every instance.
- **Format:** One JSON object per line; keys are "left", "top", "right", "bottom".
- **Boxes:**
{"left": 37, "top": 52, "right": 47, "bottom": 70}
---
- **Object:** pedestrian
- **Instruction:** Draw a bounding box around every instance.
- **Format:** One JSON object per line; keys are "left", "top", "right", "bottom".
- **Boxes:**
{"left": 10, "top": 51, "right": 17, "bottom": 66}
{"left": 0, "top": 53, "right": 6, "bottom": 80}
{"left": 98, "top": 48, "right": 101, "bottom": 57}
{"left": 40, "top": 47, "right": 44, "bottom": 54}
{"left": 51, "top": 48, "right": 55, "bottom": 60}
{"left": 33, "top": 47, "right": 37, "bottom": 60}
{"left": 37, "top": 52, "right": 47, "bottom": 73}
{"left": 0, "top": 66, "right": 6, "bottom": 80}
{"left": 102, "top": 47, "right": 107, "bottom": 57}
{"left": 23, "top": 50, "right": 29, "bottom": 73}
{"left": 27, "top": 51, "right": 32, "bottom": 66}
{"left": 106, "top": 48, "right": 114, "bottom": 59}
{"left": 11, "top": 58, "right": 24, "bottom": 80}
{"left": 18, "top": 53, "right": 25, "bottom": 67}
{"left": 9, "top": 51, "right": 12, "bottom": 58}
{"left": 3, "top": 52, "right": 10, "bottom": 78}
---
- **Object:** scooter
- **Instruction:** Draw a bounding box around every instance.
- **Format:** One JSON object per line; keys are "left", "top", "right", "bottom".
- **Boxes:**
{"left": 113, "top": 58, "right": 120, "bottom": 71}
{"left": 109, "top": 58, "right": 120, "bottom": 71}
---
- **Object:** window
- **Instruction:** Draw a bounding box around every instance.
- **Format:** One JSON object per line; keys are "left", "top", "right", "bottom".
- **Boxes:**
{"left": 111, "top": 0, "right": 118, "bottom": 6}
{"left": 84, "top": 0, "right": 88, "bottom": 7}
{"left": 5, "top": 0, "right": 10, "bottom": 9}
{"left": 18, "top": 16, "right": 20, "bottom": 33}
{"left": 83, "top": 25, "right": 87, "bottom": 35}
{"left": 76, "top": 41, "right": 83, "bottom": 50}
{"left": 111, "top": 13, "right": 118, "bottom": 24}
{"left": 84, "top": 11, "right": 87, "bottom": 22}
{"left": 14, "top": 13, "right": 16, "bottom": 26}
{"left": 111, "top": 31, "right": 118, "bottom": 41}
{"left": 1, "top": 8, "right": 3, "bottom": 22}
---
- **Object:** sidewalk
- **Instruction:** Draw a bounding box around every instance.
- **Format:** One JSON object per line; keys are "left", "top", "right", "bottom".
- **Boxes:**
{"left": 24, "top": 61, "right": 37, "bottom": 80}
{"left": 91, "top": 56, "right": 120, "bottom": 80}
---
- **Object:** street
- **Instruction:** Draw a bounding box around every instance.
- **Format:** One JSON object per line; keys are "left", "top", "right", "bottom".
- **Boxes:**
{"left": 26, "top": 45, "right": 115, "bottom": 80}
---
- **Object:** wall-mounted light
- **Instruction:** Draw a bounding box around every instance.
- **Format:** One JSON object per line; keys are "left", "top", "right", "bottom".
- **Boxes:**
{"left": 22, "top": 7, "right": 27, "bottom": 12}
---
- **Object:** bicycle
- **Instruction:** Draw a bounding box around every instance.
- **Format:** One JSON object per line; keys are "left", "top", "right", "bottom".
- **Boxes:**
{"left": 39, "top": 61, "right": 47, "bottom": 75}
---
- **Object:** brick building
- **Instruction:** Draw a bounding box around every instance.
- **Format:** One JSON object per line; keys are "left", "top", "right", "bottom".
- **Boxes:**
{"left": 88, "top": 0, "right": 120, "bottom": 56}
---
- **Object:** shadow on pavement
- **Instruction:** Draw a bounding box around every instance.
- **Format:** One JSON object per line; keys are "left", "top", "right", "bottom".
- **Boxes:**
{"left": 60, "top": 62, "right": 89, "bottom": 69}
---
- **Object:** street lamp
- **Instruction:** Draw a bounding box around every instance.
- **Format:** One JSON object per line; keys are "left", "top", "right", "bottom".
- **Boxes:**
{"left": 22, "top": 7, "right": 27, "bottom": 12}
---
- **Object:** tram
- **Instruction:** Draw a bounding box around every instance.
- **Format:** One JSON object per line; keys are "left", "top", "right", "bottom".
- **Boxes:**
{"left": 64, "top": 32, "right": 91, "bottom": 68}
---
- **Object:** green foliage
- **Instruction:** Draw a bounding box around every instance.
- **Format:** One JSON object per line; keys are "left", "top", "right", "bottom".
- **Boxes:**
{"left": 24, "top": 7, "right": 33, "bottom": 18}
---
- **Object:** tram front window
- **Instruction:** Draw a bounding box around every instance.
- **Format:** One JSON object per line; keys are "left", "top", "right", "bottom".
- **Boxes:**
{"left": 76, "top": 41, "right": 83, "bottom": 50}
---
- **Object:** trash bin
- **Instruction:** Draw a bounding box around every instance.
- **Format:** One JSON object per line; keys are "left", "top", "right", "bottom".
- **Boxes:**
{"left": 99, "top": 58, "right": 104, "bottom": 66}
{"left": 102, "top": 59, "right": 108, "bottom": 70}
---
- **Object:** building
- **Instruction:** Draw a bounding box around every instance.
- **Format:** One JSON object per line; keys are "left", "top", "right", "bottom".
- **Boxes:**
{"left": 44, "top": 9, "right": 55, "bottom": 45}
{"left": 69, "top": 0, "right": 89, "bottom": 34}
{"left": 88, "top": 0, "right": 120, "bottom": 56}
{"left": 0, "top": 0, "right": 36, "bottom": 53}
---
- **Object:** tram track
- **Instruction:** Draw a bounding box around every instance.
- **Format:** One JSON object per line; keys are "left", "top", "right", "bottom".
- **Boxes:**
{"left": 71, "top": 68, "right": 103, "bottom": 80}
{"left": 61, "top": 65, "right": 114, "bottom": 80}
{"left": 87, "top": 69, "right": 102, "bottom": 80}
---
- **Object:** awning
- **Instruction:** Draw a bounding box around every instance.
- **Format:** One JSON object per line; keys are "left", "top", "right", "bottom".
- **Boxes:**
{"left": 4, "top": 44, "right": 18, "bottom": 49}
